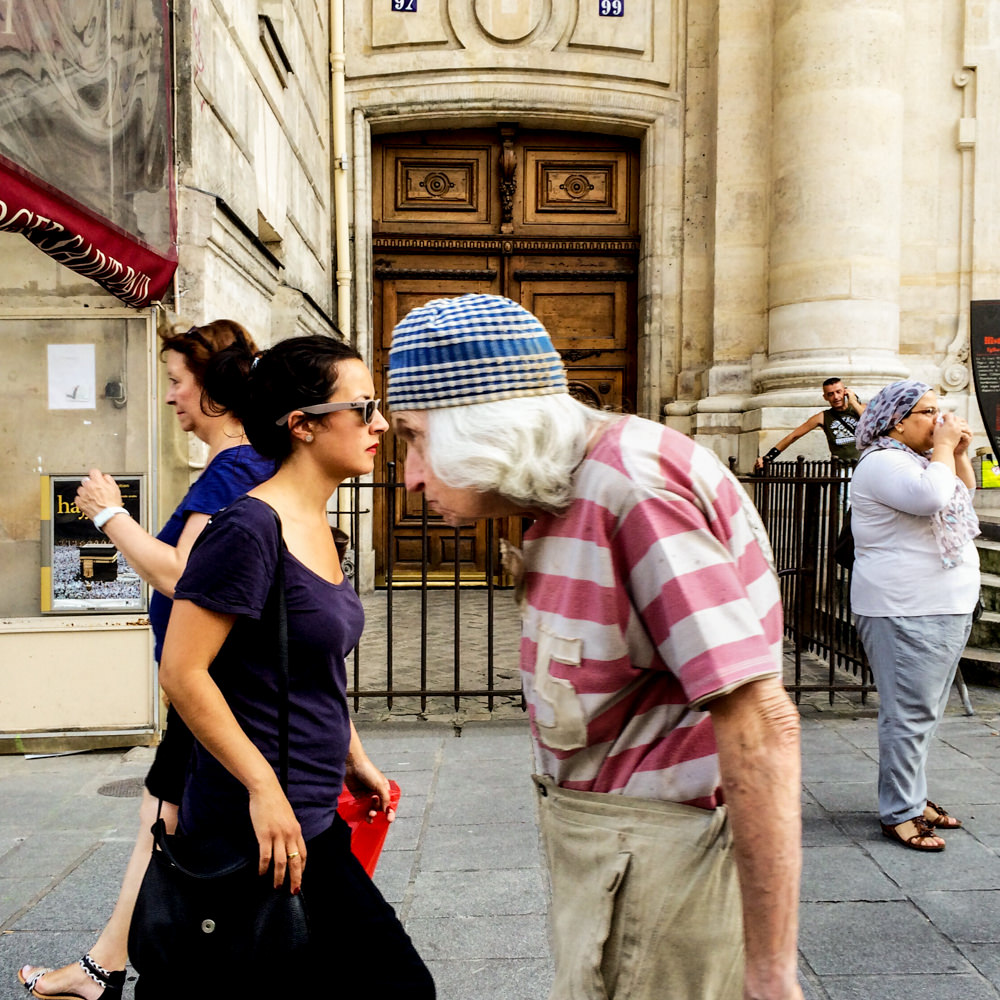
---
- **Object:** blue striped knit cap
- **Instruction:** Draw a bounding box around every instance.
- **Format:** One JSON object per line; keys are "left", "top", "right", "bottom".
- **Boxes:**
{"left": 387, "top": 294, "right": 568, "bottom": 410}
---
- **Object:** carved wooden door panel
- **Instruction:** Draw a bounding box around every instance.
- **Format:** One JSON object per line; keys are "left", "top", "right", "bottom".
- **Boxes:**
{"left": 509, "top": 268, "right": 635, "bottom": 412}
{"left": 374, "top": 273, "right": 504, "bottom": 581}
{"left": 372, "top": 128, "right": 639, "bottom": 582}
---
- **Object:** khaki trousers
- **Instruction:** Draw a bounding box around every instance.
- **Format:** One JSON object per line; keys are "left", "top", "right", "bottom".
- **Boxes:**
{"left": 534, "top": 775, "right": 744, "bottom": 1000}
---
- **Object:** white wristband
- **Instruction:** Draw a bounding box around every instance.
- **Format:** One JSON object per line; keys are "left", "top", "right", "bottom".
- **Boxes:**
{"left": 93, "top": 506, "right": 131, "bottom": 531}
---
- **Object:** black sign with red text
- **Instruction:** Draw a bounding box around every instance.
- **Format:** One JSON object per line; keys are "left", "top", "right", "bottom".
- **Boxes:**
{"left": 970, "top": 300, "right": 1000, "bottom": 460}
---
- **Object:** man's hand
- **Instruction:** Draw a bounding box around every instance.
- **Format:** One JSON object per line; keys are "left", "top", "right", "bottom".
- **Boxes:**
{"left": 709, "top": 677, "right": 803, "bottom": 1000}
{"left": 756, "top": 447, "right": 783, "bottom": 471}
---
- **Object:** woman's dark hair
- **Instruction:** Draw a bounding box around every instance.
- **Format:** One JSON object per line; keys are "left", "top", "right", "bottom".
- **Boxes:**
{"left": 205, "top": 334, "right": 362, "bottom": 462}
{"left": 159, "top": 320, "right": 259, "bottom": 416}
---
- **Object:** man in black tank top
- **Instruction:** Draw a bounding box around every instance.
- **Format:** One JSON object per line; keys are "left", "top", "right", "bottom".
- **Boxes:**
{"left": 755, "top": 377, "right": 866, "bottom": 468}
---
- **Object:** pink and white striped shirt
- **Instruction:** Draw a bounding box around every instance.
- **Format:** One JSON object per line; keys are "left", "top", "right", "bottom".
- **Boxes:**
{"left": 520, "top": 416, "right": 782, "bottom": 809}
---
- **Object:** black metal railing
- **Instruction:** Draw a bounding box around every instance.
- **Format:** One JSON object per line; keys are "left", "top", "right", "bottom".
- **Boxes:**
{"left": 330, "top": 464, "right": 522, "bottom": 715}
{"left": 739, "top": 457, "right": 873, "bottom": 704}
{"left": 332, "top": 458, "right": 871, "bottom": 714}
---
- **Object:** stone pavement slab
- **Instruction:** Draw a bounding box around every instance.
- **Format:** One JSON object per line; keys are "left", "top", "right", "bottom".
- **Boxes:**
{"left": 793, "top": 671, "right": 1000, "bottom": 999}
{"left": 2, "top": 667, "right": 1000, "bottom": 999}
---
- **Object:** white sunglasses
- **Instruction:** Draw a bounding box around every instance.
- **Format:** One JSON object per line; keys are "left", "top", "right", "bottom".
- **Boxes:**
{"left": 275, "top": 399, "right": 381, "bottom": 427}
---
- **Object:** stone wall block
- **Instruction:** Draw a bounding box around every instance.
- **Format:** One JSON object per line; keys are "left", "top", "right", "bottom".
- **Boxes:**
{"left": 769, "top": 299, "right": 900, "bottom": 360}
{"left": 713, "top": 247, "right": 768, "bottom": 330}
{"left": 371, "top": 0, "right": 452, "bottom": 48}
{"left": 177, "top": 2, "right": 334, "bottom": 326}
{"left": 703, "top": 0, "right": 772, "bottom": 408}
{"left": 848, "top": 261, "right": 904, "bottom": 303}
{"left": 715, "top": 184, "right": 767, "bottom": 244}
{"left": 352, "top": 0, "right": 673, "bottom": 88}
{"left": 769, "top": 261, "right": 852, "bottom": 309}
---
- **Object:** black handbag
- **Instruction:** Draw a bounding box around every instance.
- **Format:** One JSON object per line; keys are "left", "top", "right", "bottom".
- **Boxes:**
{"left": 127, "top": 821, "right": 309, "bottom": 977}
{"left": 833, "top": 508, "right": 854, "bottom": 569}
{"left": 128, "top": 509, "right": 309, "bottom": 980}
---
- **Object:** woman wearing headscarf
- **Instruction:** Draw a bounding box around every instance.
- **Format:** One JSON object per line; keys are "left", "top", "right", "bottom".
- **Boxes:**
{"left": 851, "top": 379, "right": 980, "bottom": 851}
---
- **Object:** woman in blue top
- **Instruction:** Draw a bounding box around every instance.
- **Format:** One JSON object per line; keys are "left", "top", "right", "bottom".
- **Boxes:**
{"left": 19, "top": 321, "right": 274, "bottom": 1000}
{"left": 152, "top": 336, "right": 434, "bottom": 997}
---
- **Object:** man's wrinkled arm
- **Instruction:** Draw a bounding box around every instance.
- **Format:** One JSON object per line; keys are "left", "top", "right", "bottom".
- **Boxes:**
{"left": 709, "top": 676, "right": 804, "bottom": 1000}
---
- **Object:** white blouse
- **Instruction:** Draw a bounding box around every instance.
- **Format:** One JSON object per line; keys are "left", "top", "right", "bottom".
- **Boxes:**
{"left": 849, "top": 448, "right": 980, "bottom": 617}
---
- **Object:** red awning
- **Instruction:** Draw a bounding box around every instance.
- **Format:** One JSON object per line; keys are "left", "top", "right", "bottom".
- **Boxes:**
{"left": 0, "top": 156, "right": 176, "bottom": 307}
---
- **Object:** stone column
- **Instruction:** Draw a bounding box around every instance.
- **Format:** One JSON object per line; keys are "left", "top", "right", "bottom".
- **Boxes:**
{"left": 758, "top": 0, "right": 908, "bottom": 402}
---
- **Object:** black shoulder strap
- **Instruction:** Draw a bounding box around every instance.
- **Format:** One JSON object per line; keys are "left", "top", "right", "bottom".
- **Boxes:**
{"left": 266, "top": 507, "right": 290, "bottom": 793}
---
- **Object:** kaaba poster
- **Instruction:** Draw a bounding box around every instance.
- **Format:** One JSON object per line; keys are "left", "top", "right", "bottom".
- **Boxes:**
{"left": 41, "top": 474, "right": 146, "bottom": 613}
{"left": 971, "top": 300, "right": 1000, "bottom": 461}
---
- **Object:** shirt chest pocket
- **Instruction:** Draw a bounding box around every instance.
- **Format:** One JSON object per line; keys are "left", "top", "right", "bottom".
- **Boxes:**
{"left": 533, "top": 626, "right": 587, "bottom": 752}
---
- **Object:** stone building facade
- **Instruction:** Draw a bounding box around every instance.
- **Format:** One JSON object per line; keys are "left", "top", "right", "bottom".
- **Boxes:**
{"left": 2, "top": 0, "right": 999, "bottom": 745}
{"left": 0, "top": 0, "right": 335, "bottom": 748}
{"left": 342, "top": 0, "right": 1000, "bottom": 469}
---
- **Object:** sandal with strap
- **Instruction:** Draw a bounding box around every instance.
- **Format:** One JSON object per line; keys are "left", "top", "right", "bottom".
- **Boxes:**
{"left": 18, "top": 954, "right": 125, "bottom": 1000}
{"left": 924, "top": 799, "right": 963, "bottom": 829}
{"left": 880, "top": 816, "right": 946, "bottom": 852}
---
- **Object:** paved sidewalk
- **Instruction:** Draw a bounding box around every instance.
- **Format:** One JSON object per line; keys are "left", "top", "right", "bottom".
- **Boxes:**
{"left": 2, "top": 665, "right": 1000, "bottom": 999}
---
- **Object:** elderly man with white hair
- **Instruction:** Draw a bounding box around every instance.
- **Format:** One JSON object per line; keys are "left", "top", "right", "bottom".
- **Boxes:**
{"left": 387, "top": 294, "right": 803, "bottom": 1000}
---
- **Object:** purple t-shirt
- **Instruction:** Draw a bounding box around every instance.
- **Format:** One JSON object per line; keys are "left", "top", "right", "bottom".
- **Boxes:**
{"left": 173, "top": 495, "right": 363, "bottom": 843}
{"left": 149, "top": 445, "right": 275, "bottom": 661}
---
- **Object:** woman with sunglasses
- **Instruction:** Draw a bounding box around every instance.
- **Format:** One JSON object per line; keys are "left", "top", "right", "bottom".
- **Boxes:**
{"left": 851, "top": 380, "right": 980, "bottom": 852}
{"left": 19, "top": 322, "right": 275, "bottom": 1000}
{"left": 146, "top": 336, "right": 434, "bottom": 998}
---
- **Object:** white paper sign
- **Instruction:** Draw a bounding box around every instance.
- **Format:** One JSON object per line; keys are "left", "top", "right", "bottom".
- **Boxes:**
{"left": 48, "top": 344, "right": 96, "bottom": 409}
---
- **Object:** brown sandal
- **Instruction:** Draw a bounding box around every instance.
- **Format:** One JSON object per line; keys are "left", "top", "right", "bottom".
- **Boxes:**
{"left": 924, "top": 799, "right": 962, "bottom": 829}
{"left": 880, "top": 816, "right": 946, "bottom": 852}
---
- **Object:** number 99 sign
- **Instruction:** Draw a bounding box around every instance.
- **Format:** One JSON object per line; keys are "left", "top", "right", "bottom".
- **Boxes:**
{"left": 599, "top": 0, "right": 624, "bottom": 15}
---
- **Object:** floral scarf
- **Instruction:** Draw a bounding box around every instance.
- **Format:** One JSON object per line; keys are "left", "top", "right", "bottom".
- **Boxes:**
{"left": 856, "top": 380, "right": 979, "bottom": 569}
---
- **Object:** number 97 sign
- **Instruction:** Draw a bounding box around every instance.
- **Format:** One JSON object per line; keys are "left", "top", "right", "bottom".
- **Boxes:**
{"left": 599, "top": 0, "right": 624, "bottom": 14}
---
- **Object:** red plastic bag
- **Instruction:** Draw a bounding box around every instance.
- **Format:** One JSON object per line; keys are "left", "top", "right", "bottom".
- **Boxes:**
{"left": 336, "top": 779, "right": 401, "bottom": 877}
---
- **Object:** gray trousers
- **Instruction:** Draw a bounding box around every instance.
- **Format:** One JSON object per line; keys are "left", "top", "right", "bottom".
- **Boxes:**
{"left": 855, "top": 613, "right": 972, "bottom": 825}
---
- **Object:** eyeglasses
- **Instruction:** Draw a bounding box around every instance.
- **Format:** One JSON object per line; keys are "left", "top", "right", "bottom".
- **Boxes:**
{"left": 275, "top": 399, "right": 381, "bottom": 427}
{"left": 906, "top": 407, "right": 940, "bottom": 419}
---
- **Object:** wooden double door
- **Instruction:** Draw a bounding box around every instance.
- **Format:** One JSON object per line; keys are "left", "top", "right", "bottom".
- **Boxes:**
{"left": 372, "top": 127, "right": 639, "bottom": 582}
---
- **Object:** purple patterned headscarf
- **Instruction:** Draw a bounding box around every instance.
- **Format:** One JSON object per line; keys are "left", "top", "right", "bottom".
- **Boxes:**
{"left": 854, "top": 379, "right": 930, "bottom": 452}
{"left": 854, "top": 379, "right": 979, "bottom": 568}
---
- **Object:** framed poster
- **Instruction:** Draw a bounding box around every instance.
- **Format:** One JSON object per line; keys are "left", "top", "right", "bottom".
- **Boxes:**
{"left": 41, "top": 474, "right": 146, "bottom": 613}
